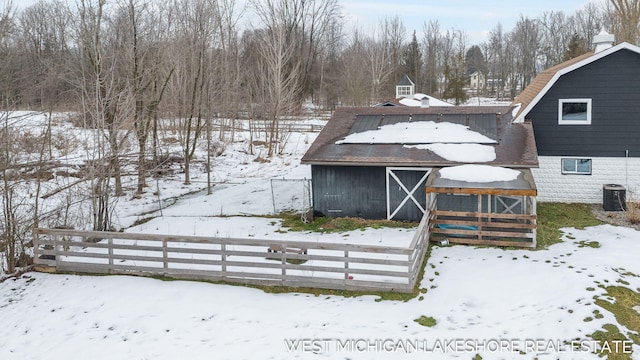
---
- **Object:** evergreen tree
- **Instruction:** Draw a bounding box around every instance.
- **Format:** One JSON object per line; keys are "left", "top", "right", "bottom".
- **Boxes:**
{"left": 401, "top": 31, "right": 422, "bottom": 89}
{"left": 465, "top": 45, "right": 487, "bottom": 74}
{"left": 562, "top": 34, "right": 589, "bottom": 62}
{"left": 443, "top": 52, "right": 468, "bottom": 105}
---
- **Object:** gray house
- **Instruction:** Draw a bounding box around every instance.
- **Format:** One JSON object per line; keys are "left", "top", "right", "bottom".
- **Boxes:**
{"left": 513, "top": 34, "right": 640, "bottom": 204}
{"left": 302, "top": 106, "right": 539, "bottom": 247}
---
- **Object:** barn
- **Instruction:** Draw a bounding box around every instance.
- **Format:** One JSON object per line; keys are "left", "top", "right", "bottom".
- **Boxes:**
{"left": 301, "top": 106, "right": 540, "bottom": 247}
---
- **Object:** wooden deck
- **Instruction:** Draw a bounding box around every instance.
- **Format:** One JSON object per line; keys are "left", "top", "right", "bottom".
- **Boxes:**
{"left": 426, "top": 193, "right": 537, "bottom": 248}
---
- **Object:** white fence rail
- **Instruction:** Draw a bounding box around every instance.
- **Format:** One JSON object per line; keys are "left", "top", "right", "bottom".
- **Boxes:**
{"left": 33, "top": 222, "right": 432, "bottom": 293}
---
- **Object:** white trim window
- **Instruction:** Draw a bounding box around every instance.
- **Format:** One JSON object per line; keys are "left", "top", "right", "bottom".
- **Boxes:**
{"left": 558, "top": 99, "right": 592, "bottom": 125}
{"left": 396, "top": 85, "right": 413, "bottom": 97}
{"left": 561, "top": 158, "right": 592, "bottom": 175}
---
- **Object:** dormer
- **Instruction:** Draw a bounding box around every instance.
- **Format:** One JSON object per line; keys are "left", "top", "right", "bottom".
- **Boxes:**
{"left": 396, "top": 74, "right": 415, "bottom": 98}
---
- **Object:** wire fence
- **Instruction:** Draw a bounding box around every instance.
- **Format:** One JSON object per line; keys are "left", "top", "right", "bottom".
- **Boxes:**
{"left": 270, "top": 178, "right": 312, "bottom": 215}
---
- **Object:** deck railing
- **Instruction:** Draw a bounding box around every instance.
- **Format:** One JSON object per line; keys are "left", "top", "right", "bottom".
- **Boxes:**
{"left": 428, "top": 195, "right": 537, "bottom": 248}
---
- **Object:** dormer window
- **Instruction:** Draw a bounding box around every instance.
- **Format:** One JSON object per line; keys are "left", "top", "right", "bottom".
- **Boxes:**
{"left": 558, "top": 98, "right": 592, "bottom": 125}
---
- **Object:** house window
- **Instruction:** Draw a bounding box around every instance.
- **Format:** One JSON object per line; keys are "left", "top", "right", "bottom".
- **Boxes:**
{"left": 396, "top": 85, "right": 413, "bottom": 97}
{"left": 558, "top": 99, "right": 592, "bottom": 125}
{"left": 561, "top": 158, "right": 592, "bottom": 175}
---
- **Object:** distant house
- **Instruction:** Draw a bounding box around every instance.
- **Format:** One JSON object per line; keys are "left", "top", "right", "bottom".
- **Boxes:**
{"left": 467, "top": 71, "right": 485, "bottom": 95}
{"left": 395, "top": 74, "right": 415, "bottom": 98}
{"left": 301, "top": 106, "right": 539, "bottom": 247}
{"left": 380, "top": 75, "right": 452, "bottom": 107}
{"left": 512, "top": 32, "right": 640, "bottom": 203}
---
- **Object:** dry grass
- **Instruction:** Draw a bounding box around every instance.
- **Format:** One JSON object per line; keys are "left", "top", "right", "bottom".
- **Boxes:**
{"left": 624, "top": 201, "right": 640, "bottom": 224}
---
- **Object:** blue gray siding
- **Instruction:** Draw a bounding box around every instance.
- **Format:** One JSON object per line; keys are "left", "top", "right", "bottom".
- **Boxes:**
{"left": 529, "top": 49, "right": 640, "bottom": 157}
{"left": 311, "top": 165, "right": 427, "bottom": 221}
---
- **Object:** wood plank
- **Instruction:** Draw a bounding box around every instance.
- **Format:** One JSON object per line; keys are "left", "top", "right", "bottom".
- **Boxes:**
{"left": 433, "top": 210, "right": 536, "bottom": 220}
{"left": 434, "top": 237, "right": 535, "bottom": 248}
{"left": 426, "top": 187, "right": 536, "bottom": 196}
{"left": 164, "top": 257, "right": 222, "bottom": 267}
{"left": 277, "top": 252, "right": 409, "bottom": 267}
{"left": 432, "top": 228, "right": 533, "bottom": 238}
{"left": 284, "top": 264, "right": 408, "bottom": 278}
{"left": 51, "top": 241, "right": 164, "bottom": 252}
{"left": 34, "top": 228, "right": 415, "bottom": 253}
{"left": 433, "top": 219, "right": 536, "bottom": 229}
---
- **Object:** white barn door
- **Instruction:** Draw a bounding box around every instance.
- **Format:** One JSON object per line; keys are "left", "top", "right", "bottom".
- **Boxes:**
{"left": 386, "top": 167, "right": 431, "bottom": 220}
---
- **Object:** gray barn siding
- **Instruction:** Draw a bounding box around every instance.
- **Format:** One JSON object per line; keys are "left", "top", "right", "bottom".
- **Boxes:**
{"left": 312, "top": 165, "right": 387, "bottom": 219}
{"left": 311, "top": 165, "right": 428, "bottom": 221}
{"left": 529, "top": 49, "right": 640, "bottom": 157}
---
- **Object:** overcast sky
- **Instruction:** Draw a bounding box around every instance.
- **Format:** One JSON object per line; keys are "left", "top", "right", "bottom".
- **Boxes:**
{"left": 10, "top": 0, "right": 607, "bottom": 45}
{"left": 340, "top": 0, "right": 607, "bottom": 44}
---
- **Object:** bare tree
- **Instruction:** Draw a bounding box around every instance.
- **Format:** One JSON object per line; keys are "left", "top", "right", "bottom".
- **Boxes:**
{"left": 120, "top": 0, "right": 173, "bottom": 194}
{"left": 17, "top": 0, "right": 72, "bottom": 110}
{"left": 375, "top": 16, "right": 405, "bottom": 99}
{"left": 608, "top": 0, "right": 640, "bottom": 44}
{"left": 73, "top": 0, "right": 129, "bottom": 230}
{"left": 421, "top": 20, "right": 442, "bottom": 96}
{"left": 250, "top": 0, "right": 304, "bottom": 156}
{"left": 339, "top": 29, "right": 369, "bottom": 106}
{"left": 510, "top": 16, "right": 540, "bottom": 95}
{"left": 574, "top": 3, "right": 607, "bottom": 48}
{"left": 163, "top": 0, "right": 217, "bottom": 185}
{"left": 538, "top": 11, "right": 574, "bottom": 68}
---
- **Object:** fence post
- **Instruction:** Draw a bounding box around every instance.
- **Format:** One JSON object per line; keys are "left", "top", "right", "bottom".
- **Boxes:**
{"left": 281, "top": 244, "right": 287, "bottom": 282}
{"left": 344, "top": 250, "right": 349, "bottom": 280}
{"left": 221, "top": 243, "right": 227, "bottom": 279}
{"left": 163, "top": 238, "right": 168, "bottom": 273}
{"left": 108, "top": 235, "right": 113, "bottom": 267}
{"left": 54, "top": 234, "right": 60, "bottom": 261}
{"left": 32, "top": 229, "right": 39, "bottom": 260}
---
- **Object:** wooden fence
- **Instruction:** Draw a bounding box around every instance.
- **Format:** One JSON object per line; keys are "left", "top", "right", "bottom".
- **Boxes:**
{"left": 33, "top": 218, "right": 432, "bottom": 293}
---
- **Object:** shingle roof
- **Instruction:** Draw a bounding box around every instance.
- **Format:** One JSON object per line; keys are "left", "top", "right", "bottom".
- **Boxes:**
{"left": 512, "top": 42, "right": 640, "bottom": 122}
{"left": 397, "top": 74, "right": 414, "bottom": 86}
{"left": 511, "top": 52, "right": 593, "bottom": 120}
{"left": 301, "top": 106, "right": 538, "bottom": 168}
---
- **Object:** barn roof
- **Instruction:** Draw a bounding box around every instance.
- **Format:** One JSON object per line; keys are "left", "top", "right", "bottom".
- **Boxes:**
{"left": 301, "top": 106, "right": 538, "bottom": 168}
{"left": 375, "top": 93, "right": 453, "bottom": 107}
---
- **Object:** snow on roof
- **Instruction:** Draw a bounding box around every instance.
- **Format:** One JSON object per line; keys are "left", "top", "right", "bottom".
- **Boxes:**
{"left": 405, "top": 144, "right": 496, "bottom": 163}
{"left": 335, "top": 121, "right": 497, "bottom": 145}
{"left": 440, "top": 164, "right": 520, "bottom": 183}
{"left": 511, "top": 103, "right": 521, "bottom": 118}
{"left": 398, "top": 93, "right": 453, "bottom": 107}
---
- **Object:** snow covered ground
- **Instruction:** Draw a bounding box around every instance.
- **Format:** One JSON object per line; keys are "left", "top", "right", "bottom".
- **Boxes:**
{"left": 2, "top": 226, "right": 640, "bottom": 359}
{"left": 1, "top": 110, "right": 640, "bottom": 359}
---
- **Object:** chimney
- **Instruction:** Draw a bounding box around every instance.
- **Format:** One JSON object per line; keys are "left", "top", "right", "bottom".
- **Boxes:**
{"left": 420, "top": 96, "right": 430, "bottom": 108}
{"left": 593, "top": 30, "right": 614, "bottom": 53}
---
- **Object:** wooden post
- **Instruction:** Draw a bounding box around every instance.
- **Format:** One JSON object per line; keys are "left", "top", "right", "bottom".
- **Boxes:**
{"left": 32, "top": 229, "right": 39, "bottom": 260}
{"left": 281, "top": 244, "right": 287, "bottom": 282}
{"left": 344, "top": 250, "right": 349, "bottom": 280}
{"left": 162, "top": 238, "right": 168, "bottom": 273}
{"left": 54, "top": 234, "right": 60, "bottom": 261}
{"left": 221, "top": 243, "right": 227, "bottom": 279}
{"left": 108, "top": 235, "right": 113, "bottom": 267}
{"left": 531, "top": 196, "right": 537, "bottom": 248}
{"left": 477, "top": 194, "right": 483, "bottom": 242}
